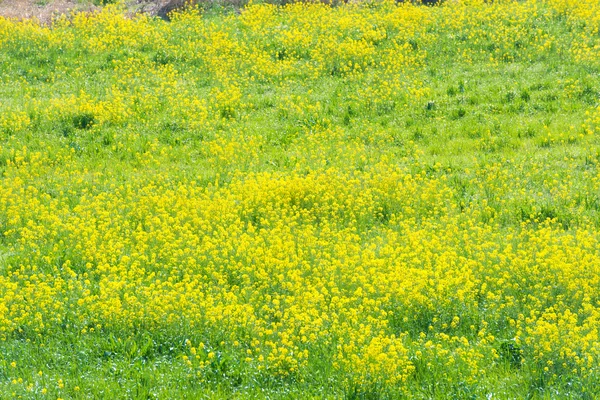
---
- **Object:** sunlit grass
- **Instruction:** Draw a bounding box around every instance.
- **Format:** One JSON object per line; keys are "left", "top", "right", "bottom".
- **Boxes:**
{"left": 0, "top": 0, "right": 599, "bottom": 398}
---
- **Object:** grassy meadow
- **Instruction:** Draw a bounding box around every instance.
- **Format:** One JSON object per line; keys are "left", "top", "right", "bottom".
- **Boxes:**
{"left": 1, "top": 0, "right": 600, "bottom": 398}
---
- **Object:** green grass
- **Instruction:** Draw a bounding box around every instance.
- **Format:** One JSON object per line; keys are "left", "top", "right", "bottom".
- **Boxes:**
{"left": 0, "top": 1, "right": 599, "bottom": 398}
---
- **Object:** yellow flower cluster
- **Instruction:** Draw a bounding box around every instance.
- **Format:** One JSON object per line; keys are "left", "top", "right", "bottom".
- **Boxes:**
{"left": 0, "top": 111, "right": 30, "bottom": 136}
{"left": 0, "top": 0, "right": 599, "bottom": 395}
{"left": 545, "top": 0, "right": 600, "bottom": 64}
{"left": 586, "top": 105, "right": 600, "bottom": 135}
{"left": 2, "top": 150, "right": 599, "bottom": 387}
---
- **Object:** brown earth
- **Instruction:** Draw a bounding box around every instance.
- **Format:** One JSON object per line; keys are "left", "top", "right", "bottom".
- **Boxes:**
{"left": 0, "top": 0, "right": 99, "bottom": 23}
{"left": 0, "top": 0, "right": 186, "bottom": 23}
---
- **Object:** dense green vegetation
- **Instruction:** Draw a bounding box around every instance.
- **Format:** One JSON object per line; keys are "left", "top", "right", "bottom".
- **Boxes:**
{"left": 0, "top": 0, "right": 599, "bottom": 398}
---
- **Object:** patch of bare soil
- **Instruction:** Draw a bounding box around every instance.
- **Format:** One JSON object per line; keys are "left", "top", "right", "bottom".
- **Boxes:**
{"left": 0, "top": 0, "right": 100, "bottom": 23}
{"left": 0, "top": 1, "right": 203, "bottom": 23}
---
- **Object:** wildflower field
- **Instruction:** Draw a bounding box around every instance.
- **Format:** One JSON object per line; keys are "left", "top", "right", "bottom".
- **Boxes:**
{"left": 0, "top": 0, "right": 599, "bottom": 398}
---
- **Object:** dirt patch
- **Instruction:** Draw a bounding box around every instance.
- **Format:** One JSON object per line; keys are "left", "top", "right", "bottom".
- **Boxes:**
{"left": 0, "top": 0, "right": 201, "bottom": 23}
{"left": 0, "top": 0, "right": 101, "bottom": 24}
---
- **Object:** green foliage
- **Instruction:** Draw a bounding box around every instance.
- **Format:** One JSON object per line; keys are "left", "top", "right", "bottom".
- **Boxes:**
{"left": 0, "top": 1, "right": 599, "bottom": 398}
